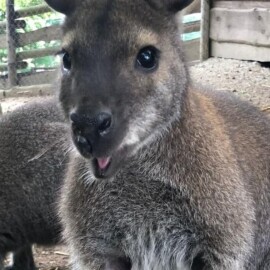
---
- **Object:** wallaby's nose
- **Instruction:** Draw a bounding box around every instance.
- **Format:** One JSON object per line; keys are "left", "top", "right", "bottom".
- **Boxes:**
{"left": 70, "top": 111, "right": 113, "bottom": 156}
{"left": 96, "top": 112, "right": 112, "bottom": 136}
{"left": 70, "top": 112, "right": 112, "bottom": 136}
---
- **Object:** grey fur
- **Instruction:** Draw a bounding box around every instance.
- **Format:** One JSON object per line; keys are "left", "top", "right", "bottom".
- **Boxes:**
{"left": 0, "top": 98, "right": 68, "bottom": 270}
{"left": 44, "top": 0, "right": 270, "bottom": 269}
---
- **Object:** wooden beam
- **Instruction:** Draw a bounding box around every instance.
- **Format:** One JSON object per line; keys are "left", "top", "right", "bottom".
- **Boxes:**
{"left": 0, "top": 19, "right": 26, "bottom": 30}
{"left": 18, "top": 25, "right": 62, "bottom": 47}
{"left": 211, "top": 41, "right": 270, "bottom": 62}
{"left": 213, "top": 1, "right": 270, "bottom": 9}
{"left": 0, "top": 25, "right": 61, "bottom": 49}
{"left": 0, "top": 61, "right": 28, "bottom": 71}
{"left": 0, "top": 32, "right": 18, "bottom": 49}
{"left": 0, "top": 4, "right": 51, "bottom": 30}
{"left": 16, "top": 47, "right": 60, "bottom": 61}
{"left": 0, "top": 34, "right": 7, "bottom": 49}
{"left": 210, "top": 8, "right": 270, "bottom": 48}
{"left": 15, "top": 4, "right": 51, "bottom": 19}
{"left": 183, "top": 21, "right": 201, "bottom": 34}
{"left": 17, "top": 70, "right": 58, "bottom": 87}
{"left": 200, "top": 0, "right": 210, "bottom": 61}
{"left": 184, "top": 39, "right": 200, "bottom": 62}
{"left": 0, "top": 84, "right": 54, "bottom": 98}
{"left": 6, "top": 0, "right": 17, "bottom": 87}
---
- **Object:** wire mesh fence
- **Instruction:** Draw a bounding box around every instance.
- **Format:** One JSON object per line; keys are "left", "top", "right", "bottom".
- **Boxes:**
{"left": 0, "top": 0, "right": 64, "bottom": 90}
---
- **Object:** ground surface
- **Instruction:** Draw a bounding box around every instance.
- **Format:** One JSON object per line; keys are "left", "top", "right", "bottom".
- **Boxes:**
{"left": 190, "top": 58, "right": 270, "bottom": 111}
{"left": 1, "top": 58, "right": 270, "bottom": 269}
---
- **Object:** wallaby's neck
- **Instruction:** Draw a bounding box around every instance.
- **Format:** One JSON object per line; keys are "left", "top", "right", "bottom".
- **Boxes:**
{"left": 131, "top": 87, "right": 235, "bottom": 189}
{"left": 128, "top": 87, "right": 195, "bottom": 182}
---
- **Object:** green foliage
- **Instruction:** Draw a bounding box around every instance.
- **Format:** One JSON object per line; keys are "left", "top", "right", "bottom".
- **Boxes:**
{"left": 0, "top": 9, "right": 5, "bottom": 20}
{"left": 0, "top": 0, "right": 46, "bottom": 13}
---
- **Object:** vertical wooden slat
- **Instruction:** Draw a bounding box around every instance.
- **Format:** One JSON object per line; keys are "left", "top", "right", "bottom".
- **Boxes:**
{"left": 200, "top": 0, "right": 210, "bottom": 61}
{"left": 6, "top": 0, "right": 17, "bottom": 87}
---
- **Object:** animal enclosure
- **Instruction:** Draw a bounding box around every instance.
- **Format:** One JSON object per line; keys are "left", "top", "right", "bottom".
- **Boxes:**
{"left": 0, "top": 0, "right": 201, "bottom": 94}
{"left": 0, "top": 0, "right": 63, "bottom": 91}
{"left": 209, "top": 0, "right": 270, "bottom": 62}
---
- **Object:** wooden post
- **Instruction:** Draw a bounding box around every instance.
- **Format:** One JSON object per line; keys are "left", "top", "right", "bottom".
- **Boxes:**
{"left": 6, "top": 0, "right": 17, "bottom": 88}
{"left": 200, "top": 0, "right": 210, "bottom": 61}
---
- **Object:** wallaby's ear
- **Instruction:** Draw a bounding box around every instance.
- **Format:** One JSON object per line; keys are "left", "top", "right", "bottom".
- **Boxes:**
{"left": 149, "top": 0, "right": 195, "bottom": 13}
{"left": 44, "top": 0, "right": 76, "bottom": 15}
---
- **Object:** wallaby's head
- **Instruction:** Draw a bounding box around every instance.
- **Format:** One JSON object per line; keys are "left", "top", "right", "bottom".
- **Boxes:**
{"left": 45, "top": 0, "right": 193, "bottom": 179}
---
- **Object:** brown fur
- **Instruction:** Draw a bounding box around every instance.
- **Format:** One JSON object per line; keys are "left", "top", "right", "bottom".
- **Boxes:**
{"left": 45, "top": 0, "right": 270, "bottom": 269}
{"left": 0, "top": 98, "right": 68, "bottom": 270}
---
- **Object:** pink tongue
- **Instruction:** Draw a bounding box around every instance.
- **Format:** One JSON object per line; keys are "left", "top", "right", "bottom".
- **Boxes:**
{"left": 97, "top": 157, "right": 111, "bottom": 170}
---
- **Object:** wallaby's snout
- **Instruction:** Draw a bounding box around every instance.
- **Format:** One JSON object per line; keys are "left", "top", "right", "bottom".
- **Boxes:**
{"left": 70, "top": 111, "right": 113, "bottom": 156}
{"left": 70, "top": 109, "right": 122, "bottom": 179}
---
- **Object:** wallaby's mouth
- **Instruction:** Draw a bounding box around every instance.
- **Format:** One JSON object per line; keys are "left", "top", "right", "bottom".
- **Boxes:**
{"left": 92, "top": 157, "right": 112, "bottom": 179}
{"left": 91, "top": 145, "right": 130, "bottom": 179}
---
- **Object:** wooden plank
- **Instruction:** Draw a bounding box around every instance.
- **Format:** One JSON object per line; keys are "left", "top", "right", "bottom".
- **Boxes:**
{"left": 6, "top": 0, "right": 17, "bottom": 87}
{"left": 213, "top": 1, "right": 270, "bottom": 9}
{"left": 0, "top": 25, "right": 61, "bottom": 49}
{"left": 214, "top": 0, "right": 270, "bottom": 1}
{"left": 0, "top": 61, "right": 28, "bottom": 71}
{"left": 211, "top": 41, "right": 270, "bottom": 61}
{"left": 210, "top": 8, "right": 270, "bottom": 47}
{"left": 18, "top": 70, "right": 58, "bottom": 86}
{"left": 15, "top": 4, "right": 51, "bottom": 19}
{"left": 0, "top": 84, "right": 54, "bottom": 97}
{"left": 0, "top": 32, "right": 18, "bottom": 49}
{"left": 16, "top": 47, "right": 60, "bottom": 61}
{"left": 183, "top": 21, "right": 200, "bottom": 33}
{"left": 200, "top": 0, "right": 210, "bottom": 61}
{"left": 183, "top": 39, "right": 200, "bottom": 62}
{"left": 18, "top": 25, "right": 62, "bottom": 47}
{"left": 0, "top": 19, "right": 26, "bottom": 30}
{"left": 0, "top": 33, "right": 7, "bottom": 49}
{"left": 0, "top": 78, "right": 8, "bottom": 90}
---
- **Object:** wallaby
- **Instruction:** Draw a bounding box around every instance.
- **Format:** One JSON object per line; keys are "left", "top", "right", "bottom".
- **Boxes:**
{"left": 0, "top": 98, "right": 68, "bottom": 270}
{"left": 45, "top": 0, "right": 270, "bottom": 269}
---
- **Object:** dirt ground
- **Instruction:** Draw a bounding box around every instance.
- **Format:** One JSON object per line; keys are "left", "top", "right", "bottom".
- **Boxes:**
{"left": 190, "top": 58, "right": 270, "bottom": 111}
{"left": 1, "top": 58, "right": 270, "bottom": 269}
{"left": 33, "top": 245, "right": 70, "bottom": 270}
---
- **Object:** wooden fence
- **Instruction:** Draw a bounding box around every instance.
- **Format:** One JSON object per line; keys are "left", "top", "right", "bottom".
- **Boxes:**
{"left": 0, "top": 1, "right": 201, "bottom": 93}
{"left": 209, "top": 0, "right": 270, "bottom": 62}
{"left": 0, "top": 2, "right": 62, "bottom": 89}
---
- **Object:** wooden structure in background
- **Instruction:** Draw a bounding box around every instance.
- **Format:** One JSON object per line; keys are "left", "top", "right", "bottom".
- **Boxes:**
{"left": 200, "top": 0, "right": 210, "bottom": 61}
{"left": 208, "top": 0, "right": 270, "bottom": 62}
{"left": 6, "top": 0, "right": 17, "bottom": 87}
{"left": 0, "top": 2, "right": 61, "bottom": 89}
{"left": 1, "top": 1, "right": 202, "bottom": 91}
{"left": 179, "top": 13, "right": 202, "bottom": 63}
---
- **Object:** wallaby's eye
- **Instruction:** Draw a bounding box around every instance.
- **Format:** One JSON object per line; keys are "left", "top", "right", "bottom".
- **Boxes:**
{"left": 62, "top": 50, "right": 72, "bottom": 71}
{"left": 136, "top": 46, "right": 158, "bottom": 71}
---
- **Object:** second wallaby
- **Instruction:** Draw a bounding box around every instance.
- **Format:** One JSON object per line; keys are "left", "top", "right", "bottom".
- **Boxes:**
{"left": 0, "top": 98, "right": 68, "bottom": 270}
{"left": 45, "top": 0, "right": 270, "bottom": 269}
